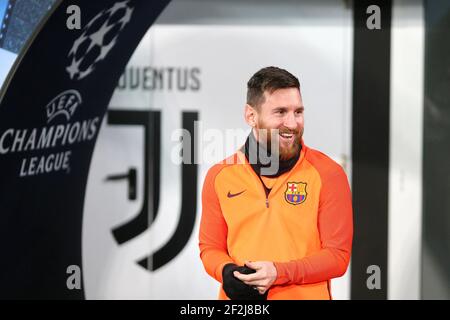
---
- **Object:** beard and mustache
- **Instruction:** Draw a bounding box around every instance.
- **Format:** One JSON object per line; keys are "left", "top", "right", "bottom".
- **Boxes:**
{"left": 254, "top": 120, "right": 303, "bottom": 161}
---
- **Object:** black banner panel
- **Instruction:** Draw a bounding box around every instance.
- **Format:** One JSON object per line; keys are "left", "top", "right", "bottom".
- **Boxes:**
{"left": 0, "top": 0, "right": 170, "bottom": 299}
{"left": 423, "top": 0, "right": 450, "bottom": 300}
{"left": 351, "top": 0, "right": 392, "bottom": 300}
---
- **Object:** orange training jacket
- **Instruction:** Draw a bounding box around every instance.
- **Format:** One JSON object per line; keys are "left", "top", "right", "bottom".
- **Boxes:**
{"left": 199, "top": 141, "right": 353, "bottom": 300}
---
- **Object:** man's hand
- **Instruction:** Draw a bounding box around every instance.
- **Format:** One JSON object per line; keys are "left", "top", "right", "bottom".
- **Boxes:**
{"left": 222, "top": 263, "right": 268, "bottom": 300}
{"left": 233, "top": 261, "right": 277, "bottom": 295}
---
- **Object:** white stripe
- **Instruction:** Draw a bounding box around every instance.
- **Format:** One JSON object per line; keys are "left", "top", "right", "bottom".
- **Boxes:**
{"left": 330, "top": 2, "right": 353, "bottom": 300}
{"left": 388, "top": 0, "right": 424, "bottom": 300}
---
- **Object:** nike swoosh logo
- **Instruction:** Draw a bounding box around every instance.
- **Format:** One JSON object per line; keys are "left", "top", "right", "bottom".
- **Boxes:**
{"left": 227, "top": 190, "right": 246, "bottom": 198}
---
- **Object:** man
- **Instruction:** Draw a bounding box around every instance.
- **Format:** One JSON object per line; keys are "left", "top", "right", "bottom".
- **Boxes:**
{"left": 199, "top": 66, "right": 353, "bottom": 300}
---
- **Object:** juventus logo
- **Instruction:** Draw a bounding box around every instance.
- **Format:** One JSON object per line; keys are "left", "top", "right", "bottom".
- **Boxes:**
{"left": 105, "top": 109, "right": 198, "bottom": 271}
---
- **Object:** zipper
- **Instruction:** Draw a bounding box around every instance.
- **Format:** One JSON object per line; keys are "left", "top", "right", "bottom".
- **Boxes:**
{"left": 241, "top": 151, "right": 271, "bottom": 208}
{"left": 256, "top": 174, "right": 270, "bottom": 208}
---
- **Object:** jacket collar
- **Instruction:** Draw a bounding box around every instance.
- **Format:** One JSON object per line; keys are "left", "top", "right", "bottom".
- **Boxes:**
{"left": 240, "top": 131, "right": 302, "bottom": 177}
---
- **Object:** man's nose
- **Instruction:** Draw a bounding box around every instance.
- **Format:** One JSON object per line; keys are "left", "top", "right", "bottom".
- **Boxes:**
{"left": 284, "top": 112, "right": 297, "bottom": 130}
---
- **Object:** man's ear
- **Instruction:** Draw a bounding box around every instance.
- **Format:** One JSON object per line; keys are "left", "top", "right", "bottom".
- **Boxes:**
{"left": 245, "top": 104, "right": 258, "bottom": 127}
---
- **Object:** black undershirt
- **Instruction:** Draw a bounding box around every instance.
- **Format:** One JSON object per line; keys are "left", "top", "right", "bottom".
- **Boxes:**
{"left": 241, "top": 132, "right": 301, "bottom": 196}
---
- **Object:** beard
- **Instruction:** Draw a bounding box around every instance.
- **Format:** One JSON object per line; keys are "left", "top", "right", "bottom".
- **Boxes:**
{"left": 255, "top": 119, "right": 303, "bottom": 161}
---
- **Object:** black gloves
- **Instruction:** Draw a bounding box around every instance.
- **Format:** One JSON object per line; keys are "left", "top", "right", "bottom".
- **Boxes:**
{"left": 222, "top": 263, "right": 268, "bottom": 300}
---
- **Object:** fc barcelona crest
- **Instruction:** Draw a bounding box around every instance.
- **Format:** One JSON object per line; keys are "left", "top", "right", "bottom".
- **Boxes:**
{"left": 284, "top": 182, "right": 307, "bottom": 205}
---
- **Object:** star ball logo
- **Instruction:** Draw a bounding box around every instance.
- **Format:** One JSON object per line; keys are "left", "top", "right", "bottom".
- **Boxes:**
{"left": 66, "top": 0, "right": 134, "bottom": 80}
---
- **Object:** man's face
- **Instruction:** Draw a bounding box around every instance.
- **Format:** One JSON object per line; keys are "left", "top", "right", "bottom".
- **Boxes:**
{"left": 254, "top": 88, "right": 304, "bottom": 161}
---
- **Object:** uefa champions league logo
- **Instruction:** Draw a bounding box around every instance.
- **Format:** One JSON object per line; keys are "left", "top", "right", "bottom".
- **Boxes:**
{"left": 66, "top": 1, "right": 134, "bottom": 80}
{"left": 45, "top": 90, "right": 82, "bottom": 123}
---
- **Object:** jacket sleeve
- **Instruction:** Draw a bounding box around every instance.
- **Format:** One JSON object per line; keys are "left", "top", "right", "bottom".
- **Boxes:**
{"left": 273, "top": 166, "right": 353, "bottom": 285}
{"left": 199, "top": 165, "right": 235, "bottom": 283}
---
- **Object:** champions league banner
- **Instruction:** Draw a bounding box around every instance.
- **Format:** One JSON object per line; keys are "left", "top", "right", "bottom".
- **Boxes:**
{"left": 0, "top": 0, "right": 169, "bottom": 299}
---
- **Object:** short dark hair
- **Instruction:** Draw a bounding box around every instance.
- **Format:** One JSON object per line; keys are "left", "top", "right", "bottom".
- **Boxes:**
{"left": 246, "top": 66, "right": 300, "bottom": 110}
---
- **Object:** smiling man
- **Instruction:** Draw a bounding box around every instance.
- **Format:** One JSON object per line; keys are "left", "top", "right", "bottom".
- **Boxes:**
{"left": 199, "top": 66, "right": 353, "bottom": 300}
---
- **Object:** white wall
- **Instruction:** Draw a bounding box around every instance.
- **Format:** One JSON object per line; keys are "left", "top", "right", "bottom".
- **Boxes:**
{"left": 82, "top": 0, "right": 353, "bottom": 300}
{"left": 388, "top": 0, "right": 424, "bottom": 300}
